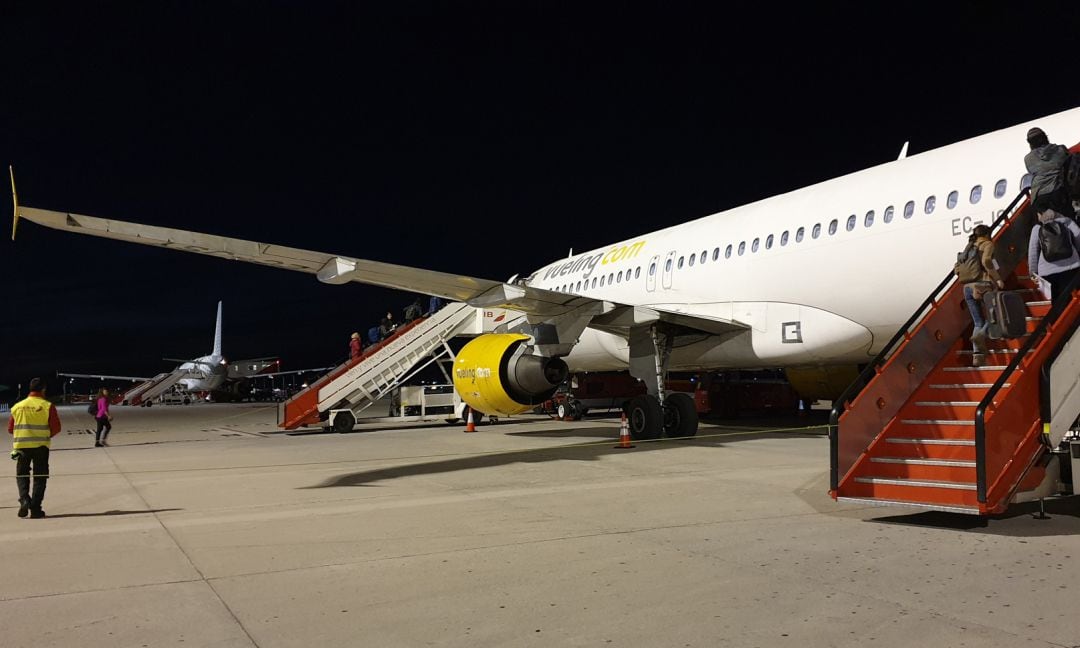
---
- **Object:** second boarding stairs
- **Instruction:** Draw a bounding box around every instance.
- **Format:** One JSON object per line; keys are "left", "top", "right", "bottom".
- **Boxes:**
{"left": 278, "top": 302, "right": 479, "bottom": 431}
{"left": 122, "top": 371, "right": 186, "bottom": 406}
{"left": 831, "top": 187, "right": 1080, "bottom": 515}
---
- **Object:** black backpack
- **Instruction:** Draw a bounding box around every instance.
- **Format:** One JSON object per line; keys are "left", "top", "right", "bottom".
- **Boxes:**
{"left": 1039, "top": 220, "right": 1075, "bottom": 262}
{"left": 87, "top": 399, "right": 98, "bottom": 416}
{"left": 1064, "top": 153, "right": 1080, "bottom": 200}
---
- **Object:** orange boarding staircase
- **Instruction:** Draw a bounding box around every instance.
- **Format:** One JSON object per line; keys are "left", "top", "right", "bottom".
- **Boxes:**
{"left": 831, "top": 183, "right": 1080, "bottom": 515}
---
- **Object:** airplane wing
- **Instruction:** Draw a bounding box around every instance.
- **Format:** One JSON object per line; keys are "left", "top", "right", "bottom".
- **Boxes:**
{"left": 17, "top": 205, "right": 747, "bottom": 337}
{"left": 58, "top": 372, "right": 152, "bottom": 382}
{"left": 249, "top": 367, "right": 335, "bottom": 379}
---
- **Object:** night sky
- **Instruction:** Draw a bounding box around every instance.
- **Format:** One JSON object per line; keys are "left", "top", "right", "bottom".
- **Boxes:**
{"left": 3, "top": 2, "right": 1079, "bottom": 396}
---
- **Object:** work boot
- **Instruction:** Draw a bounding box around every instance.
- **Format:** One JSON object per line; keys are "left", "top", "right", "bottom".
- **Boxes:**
{"left": 29, "top": 508, "right": 45, "bottom": 519}
{"left": 17, "top": 501, "right": 28, "bottom": 518}
{"left": 94, "top": 442, "right": 102, "bottom": 448}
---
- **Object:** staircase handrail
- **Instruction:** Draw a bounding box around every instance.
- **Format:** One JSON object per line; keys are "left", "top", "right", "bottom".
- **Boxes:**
{"left": 829, "top": 187, "right": 1031, "bottom": 491}
{"left": 974, "top": 264, "right": 1080, "bottom": 503}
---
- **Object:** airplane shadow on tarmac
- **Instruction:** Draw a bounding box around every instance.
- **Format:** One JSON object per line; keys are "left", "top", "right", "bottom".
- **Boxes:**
{"left": 305, "top": 421, "right": 828, "bottom": 489}
{"left": 42, "top": 508, "right": 183, "bottom": 519}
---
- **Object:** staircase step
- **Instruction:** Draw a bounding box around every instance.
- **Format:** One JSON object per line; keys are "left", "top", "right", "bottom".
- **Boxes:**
{"left": 914, "top": 401, "right": 978, "bottom": 406}
{"left": 941, "top": 366, "right": 1007, "bottom": 372}
{"left": 871, "top": 457, "right": 976, "bottom": 467}
{"left": 835, "top": 496, "right": 981, "bottom": 515}
{"left": 900, "top": 419, "right": 974, "bottom": 426}
{"left": 887, "top": 437, "right": 974, "bottom": 446}
{"left": 956, "top": 349, "right": 1018, "bottom": 356}
{"left": 855, "top": 477, "right": 976, "bottom": 490}
{"left": 928, "top": 383, "right": 1009, "bottom": 389}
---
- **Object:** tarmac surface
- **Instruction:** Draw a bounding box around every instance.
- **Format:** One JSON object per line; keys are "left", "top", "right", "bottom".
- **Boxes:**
{"left": 2, "top": 403, "right": 1080, "bottom": 647}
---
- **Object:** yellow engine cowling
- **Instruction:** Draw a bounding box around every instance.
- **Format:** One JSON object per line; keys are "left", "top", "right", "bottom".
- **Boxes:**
{"left": 453, "top": 334, "right": 568, "bottom": 416}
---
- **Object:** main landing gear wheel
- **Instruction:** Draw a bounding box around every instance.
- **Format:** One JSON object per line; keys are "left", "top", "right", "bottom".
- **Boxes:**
{"left": 627, "top": 394, "right": 663, "bottom": 440}
{"left": 663, "top": 393, "right": 698, "bottom": 438}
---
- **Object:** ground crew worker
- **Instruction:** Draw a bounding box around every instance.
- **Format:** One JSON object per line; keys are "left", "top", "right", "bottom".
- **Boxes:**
{"left": 7, "top": 377, "right": 61, "bottom": 518}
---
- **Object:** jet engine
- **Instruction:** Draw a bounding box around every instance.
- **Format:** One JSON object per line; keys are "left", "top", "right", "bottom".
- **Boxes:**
{"left": 453, "top": 334, "right": 568, "bottom": 416}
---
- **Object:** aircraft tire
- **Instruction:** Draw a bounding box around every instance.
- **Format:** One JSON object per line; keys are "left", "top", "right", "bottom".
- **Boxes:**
{"left": 627, "top": 394, "right": 663, "bottom": 440}
{"left": 663, "top": 393, "right": 698, "bottom": 438}
{"left": 332, "top": 410, "right": 356, "bottom": 433}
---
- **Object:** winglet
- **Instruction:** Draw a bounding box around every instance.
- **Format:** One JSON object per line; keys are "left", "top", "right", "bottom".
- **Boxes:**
{"left": 9, "top": 165, "right": 19, "bottom": 241}
{"left": 897, "top": 141, "right": 909, "bottom": 161}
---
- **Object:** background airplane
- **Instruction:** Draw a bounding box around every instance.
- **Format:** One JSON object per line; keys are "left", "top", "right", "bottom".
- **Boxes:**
{"left": 59, "top": 301, "right": 330, "bottom": 404}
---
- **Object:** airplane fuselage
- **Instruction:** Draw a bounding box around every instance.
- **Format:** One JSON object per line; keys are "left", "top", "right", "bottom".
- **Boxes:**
{"left": 528, "top": 108, "right": 1080, "bottom": 374}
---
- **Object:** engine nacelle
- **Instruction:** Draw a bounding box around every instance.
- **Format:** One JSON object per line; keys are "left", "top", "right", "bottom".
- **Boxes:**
{"left": 453, "top": 334, "right": 569, "bottom": 416}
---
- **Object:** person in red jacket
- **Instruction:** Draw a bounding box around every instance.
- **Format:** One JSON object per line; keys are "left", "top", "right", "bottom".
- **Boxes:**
{"left": 7, "top": 377, "right": 62, "bottom": 518}
{"left": 349, "top": 332, "right": 362, "bottom": 361}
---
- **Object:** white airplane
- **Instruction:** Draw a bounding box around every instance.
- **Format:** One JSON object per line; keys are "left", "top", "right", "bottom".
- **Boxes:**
{"left": 12, "top": 106, "right": 1080, "bottom": 435}
{"left": 59, "top": 301, "right": 327, "bottom": 402}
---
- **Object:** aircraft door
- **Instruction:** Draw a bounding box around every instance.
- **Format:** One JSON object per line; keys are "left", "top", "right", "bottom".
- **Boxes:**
{"left": 661, "top": 250, "right": 676, "bottom": 290}
{"left": 646, "top": 255, "right": 660, "bottom": 292}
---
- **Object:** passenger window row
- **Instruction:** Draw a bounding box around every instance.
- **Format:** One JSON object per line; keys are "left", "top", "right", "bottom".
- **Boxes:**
{"left": 547, "top": 174, "right": 1032, "bottom": 293}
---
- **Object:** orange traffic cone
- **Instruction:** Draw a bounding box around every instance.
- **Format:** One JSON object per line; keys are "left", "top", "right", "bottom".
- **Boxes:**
{"left": 464, "top": 409, "right": 477, "bottom": 433}
{"left": 614, "top": 413, "right": 635, "bottom": 449}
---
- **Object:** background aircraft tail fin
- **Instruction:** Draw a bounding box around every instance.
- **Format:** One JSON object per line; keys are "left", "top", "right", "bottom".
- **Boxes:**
{"left": 212, "top": 301, "right": 223, "bottom": 357}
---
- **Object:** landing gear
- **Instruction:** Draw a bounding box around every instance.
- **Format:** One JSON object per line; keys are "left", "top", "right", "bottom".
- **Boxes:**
{"left": 627, "top": 324, "right": 700, "bottom": 440}
{"left": 627, "top": 394, "right": 663, "bottom": 440}
{"left": 663, "top": 393, "right": 698, "bottom": 438}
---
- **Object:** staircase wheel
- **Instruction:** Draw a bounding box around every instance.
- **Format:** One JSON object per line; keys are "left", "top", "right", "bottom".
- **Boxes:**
{"left": 332, "top": 410, "right": 356, "bottom": 433}
{"left": 627, "top": 394, "right": 663, "bottom": 440}
{"left": 663, "top": 393, "right": 699, "bottom": 437}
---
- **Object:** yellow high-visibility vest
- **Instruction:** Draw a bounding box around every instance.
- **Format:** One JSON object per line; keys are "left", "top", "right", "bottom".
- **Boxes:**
{"left": 10, "top": 395, "right": 53, "bottom": 449}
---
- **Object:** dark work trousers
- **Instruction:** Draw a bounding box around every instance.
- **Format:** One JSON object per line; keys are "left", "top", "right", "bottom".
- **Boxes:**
{"left": 1046, "top": 267, "right": 1080, "bottom": 306}
{"left": 15, "top": 446, "right": 49, "bottom": 510}
{"left": 95, "top": 416, "right": 112, "bottom": 442}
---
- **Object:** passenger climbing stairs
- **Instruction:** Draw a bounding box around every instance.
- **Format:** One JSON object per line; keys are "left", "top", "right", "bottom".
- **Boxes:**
{"left": 831, "top": 185, "right": 1080, "bottom": 515}
{"left": 278, "top": 302, "right": 479, "bottom": 431}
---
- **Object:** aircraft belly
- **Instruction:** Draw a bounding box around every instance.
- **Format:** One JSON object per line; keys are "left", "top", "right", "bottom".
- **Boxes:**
{"left": 566, "top": 303, "right": 873, "bottom": 372}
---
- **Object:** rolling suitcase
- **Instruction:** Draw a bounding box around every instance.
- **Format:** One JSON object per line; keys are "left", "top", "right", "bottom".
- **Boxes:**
{"left": 983, "top": 289, "right": 1027, "bottom": 339}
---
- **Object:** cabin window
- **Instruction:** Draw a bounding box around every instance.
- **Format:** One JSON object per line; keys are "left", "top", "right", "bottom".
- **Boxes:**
{"left": 712, "top": 247, "right": 720, "bottom": 261}
{"left": 699, "top": 249, "right": 707, "bottom": 264}
{"left": 599, "top": 276, "right": 605, "bottom": 287}
{"left": 665, "top": 259, "right": 672, "bottom": 272}
{"left": 883, "top": 206, "right": 894, "bottom": 223}
{"left": 846, "top": 214, "right": 856, "bottom": 231}
{"left": 924, "top": 195, "right": 936, "bottom": 214}
{"left": 1020, "top": 173, "right": 1032, "bottom": 191}
{"left": 766, "top": 234, "right": 774, "bottom": 249}
{"left": 864, "top": 210, "right": 875, "bottom": 227}
{"left": 635, "top": 267, "right": 641, "bottom": 279}
{"left": 751, "top": 238, "right": 760, "bottom": 252}
{"left": 828, "top": 219, "right": 838, "bottom": 235}
{"left": 592, "top": 277, "right": 598, "bottom": 288}
{"left": 688, "top": 254, "right": 696, "bottom": 267}
{"left": 648, "top": 263, "right": 656, "bottom": 277}
{"left": 576, "top": 281, "right": 581, "bottom": 291}
{"left": 677, "top": 257, "right": 684, "bottom": 270}
{"left": 812, "top": 223, "right": 821, "bottom": 239}
{"left": 738, "top": 241, "right": 746, "bottom": 255}
{"left": 903, "top": 200, "right": 915, "bottom": 219}
{"left": 616, "top": 271, "right": 623, "bottom": 283}
{"left": 725, "top": 244, "right": 733, "bottom": 258}
{"left": 796, "top": 227, "right": 805, "bottom": 242}
{"left": 781, "top": 230, "right": 789, "bottom": 246}
{"left": 970, "top": 185, "right": 982, "bottom": 204}
{"left": 947, "top": 190, "right": 958, "bottom": 209}
{"left": 994, "top": 178, "right": 1007, "bottom": 198}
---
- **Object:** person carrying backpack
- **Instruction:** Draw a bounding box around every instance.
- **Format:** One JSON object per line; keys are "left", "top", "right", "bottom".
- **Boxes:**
{"left": 956, "top": 225, "right": 1004, "bottom": 363}
{"left": 1029, "top": 209, "right": 1080, "bottom": 305}
{"left": 1024, "top": 127, "right": 1075, "bottom": 221}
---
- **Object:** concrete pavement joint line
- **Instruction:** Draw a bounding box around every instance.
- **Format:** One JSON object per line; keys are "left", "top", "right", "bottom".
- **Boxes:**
{"left": 0, "top": 577, "right": 204, "bottom": 604}
{"left": 99, "top": 448, "right": 261, "bottom": 648}
{"left": 11, "top": 424, "right": 828, "bottom": 479}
